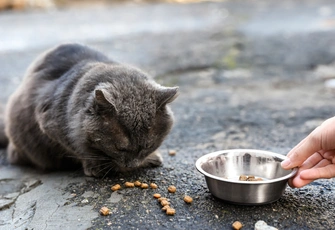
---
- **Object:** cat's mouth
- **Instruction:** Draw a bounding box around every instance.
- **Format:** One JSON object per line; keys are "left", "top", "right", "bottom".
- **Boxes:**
{"left": 116, "top": 159, "right": 142, "bottom": 172}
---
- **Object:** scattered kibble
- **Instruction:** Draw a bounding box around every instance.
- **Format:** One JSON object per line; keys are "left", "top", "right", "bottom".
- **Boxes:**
{"left": 158, "top": 197, "right": 167, "bottom": 202}
{"left": 161, "top": 200, "right": 170, "bottom": 207}
{"left": 168, "top": 185, "right": 176, "bottom": 193}
{"left": 168, "top": 150, "right": 177, "bottom": 156}
{"left": 161, "top": 205, "right": 170, "bottom": 211}
{"left": 134, "top": 181, "right": 142, "bottom": 187}
{"left": 232, "top": 221, "right": 243, "bottom": 230}
{"left": 124, "top": 182, "right": 135, "bottom": 188}
{"left": 150, "top": 183, "right": 158, "bottom": 189}
{"left": 153, "top": 193, "right": 161, "bottom": 199}
{"left": 99, "top": 206, "right": 110, "bottom": 216}
{"left": 183, "top": 195, "right": 193, "bottom": 204}
{"left": 141, "top": 183, "right": 149, "bottom": 189}
{"left": 111, "top": 184, "right": 121, "bottom": 191}
{"left": 166, "top": 208, "right": 176, "bottom": 216}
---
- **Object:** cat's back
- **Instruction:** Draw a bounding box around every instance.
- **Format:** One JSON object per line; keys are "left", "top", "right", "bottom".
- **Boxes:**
{"left": 27, "top": 43, "right": 111, "bottom": 81}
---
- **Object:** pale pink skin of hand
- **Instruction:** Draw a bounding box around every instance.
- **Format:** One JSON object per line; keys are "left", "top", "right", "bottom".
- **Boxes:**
{"left": 281, "top": 116, "right": 335, "bottom": 188}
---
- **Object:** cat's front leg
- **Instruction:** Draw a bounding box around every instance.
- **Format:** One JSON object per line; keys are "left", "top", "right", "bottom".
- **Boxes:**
{"left": 140, "top": 151, "right": 163, "bottom": 168}
{"left": 7, "top": 142, "right": 30, "bottom": 165}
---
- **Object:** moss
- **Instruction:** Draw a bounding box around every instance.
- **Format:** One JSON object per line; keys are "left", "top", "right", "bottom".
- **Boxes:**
{"left": 220, "top": 47, "right": 240, "bottom": 70}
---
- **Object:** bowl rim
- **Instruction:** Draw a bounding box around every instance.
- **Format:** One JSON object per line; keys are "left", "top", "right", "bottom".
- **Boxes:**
{"left": 195, "top": 149, "right": 298, "bottom": 184}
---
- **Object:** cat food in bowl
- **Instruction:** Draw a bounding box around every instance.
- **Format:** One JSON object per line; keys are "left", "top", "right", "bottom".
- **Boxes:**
{"left": 195, "top": 149, "right": 297, "bottom": 205}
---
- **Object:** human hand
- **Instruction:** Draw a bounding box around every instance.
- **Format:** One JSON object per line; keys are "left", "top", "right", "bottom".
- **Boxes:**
{"left": 281, "top": 116, "right": 335, "bottom": 188}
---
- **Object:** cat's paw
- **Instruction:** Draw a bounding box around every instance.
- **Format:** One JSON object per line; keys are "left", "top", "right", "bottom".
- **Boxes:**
{"left": 140, "top": 151, "right": 163, "bottom": 168}
{"left": 7, "top": 142, "right": 29, "bottom": 165}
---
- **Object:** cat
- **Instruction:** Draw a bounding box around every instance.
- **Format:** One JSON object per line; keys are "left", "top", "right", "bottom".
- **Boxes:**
{"left": 0, "top": 43, "right": 178, "bottom": 177}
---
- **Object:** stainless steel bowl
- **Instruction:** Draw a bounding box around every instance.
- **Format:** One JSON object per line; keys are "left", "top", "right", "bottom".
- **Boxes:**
{"left": 195, "top": 149, "right": 297, "bottom": 205}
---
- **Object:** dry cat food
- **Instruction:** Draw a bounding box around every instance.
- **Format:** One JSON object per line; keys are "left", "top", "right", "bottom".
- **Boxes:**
{"left": 232, "top": 221, "right": 243, "bottom": 230}
{"left": 168, "top": 150, "right": 177, "bottom": 156}
{"left": 183, "top": 195, "right": 193, "bottom": 204}
{"left": 166, "top": 208, "right": 176, "bottom": 216}
{"left": 134, "top": 181, "right": 142, "bottom": 187}
{"left": 239, "top": 175, "right": 263, "bottom": 181}
{"left": 153, "top": 193, "right": 161, "bottom": 199}
{"left": 150, "top": 183, "right": 158, "bottom": 189}
{"left": 161, "top": 205, "right": 170, "bottom": 211}
{"left": 99, "top": 206, "right": 110, "bottom": 216}
{"left": 160, "top": 199, "right": 170, "bottom": 207}
{"left": 141, "top": 183, "right": 149, "bottom": 189}
{"left": 168, "top": 185, "right": 176, "bottom": 193}
{"left": 124, "top": 182, "right": 135, "bottom": 188}
{"left": 111, "top": 184, "right": 121, "bottom": 191}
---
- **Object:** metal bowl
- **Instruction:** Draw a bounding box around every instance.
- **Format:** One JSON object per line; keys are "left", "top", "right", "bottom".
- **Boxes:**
{"left": 195, "top": 149, "right": 297, "bottom": 205}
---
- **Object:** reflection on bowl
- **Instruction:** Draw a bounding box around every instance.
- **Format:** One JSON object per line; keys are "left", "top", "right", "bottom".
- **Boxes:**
{"left": 195, "top": 149, "right": 297, "bottom": 205}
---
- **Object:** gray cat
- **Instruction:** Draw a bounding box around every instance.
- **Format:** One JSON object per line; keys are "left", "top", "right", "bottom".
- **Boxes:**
{"left": 0, "top": 43, "right": 178, "bottom": 177}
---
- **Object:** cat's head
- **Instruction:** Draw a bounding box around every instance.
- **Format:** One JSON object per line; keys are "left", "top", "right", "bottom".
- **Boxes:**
{"left": 82, "top": 65, "right": 178, "bottom": 172}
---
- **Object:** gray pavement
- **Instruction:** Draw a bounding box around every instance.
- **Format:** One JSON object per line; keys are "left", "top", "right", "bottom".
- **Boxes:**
{"left": 1, "top": 0, "right": 335, "bottom": 229}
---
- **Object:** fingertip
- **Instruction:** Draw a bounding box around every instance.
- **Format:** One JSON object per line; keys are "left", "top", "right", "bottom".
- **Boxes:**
{"left": 281, "top": 158, "right": 291, "bottom": 169}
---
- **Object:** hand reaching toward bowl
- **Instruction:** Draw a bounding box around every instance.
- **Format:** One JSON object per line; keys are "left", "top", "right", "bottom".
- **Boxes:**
{"left": 281, "top": 116, "right": 335, "bottom": 188}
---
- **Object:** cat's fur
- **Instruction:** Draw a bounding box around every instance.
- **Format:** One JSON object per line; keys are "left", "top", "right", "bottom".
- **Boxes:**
{"left": 0, "top": 43, "right": 178, "bottom": 177}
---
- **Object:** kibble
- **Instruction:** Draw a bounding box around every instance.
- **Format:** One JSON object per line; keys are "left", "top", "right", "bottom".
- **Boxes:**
{"left": 166, "top": 208, "right": 176, "bottom": 216}
{"left": 239, "top": 175, "right": 263, "bottom": 182}
{"left": 168, "top": 150, "right": 177, "bottom": 156}
{"left": 99, "top": 206, "right": 110, "bottom": 216}
{"left": 168, "top": 185, "right": 176, "bottom": 193}
{"left": 161, "top": 205, "right": 170, "bottom": 211}
{"left": 153, "top": 193, "right": 161, "bottom": 199}
{"left": 183, "top": 195, "right": 193, "bottom": 204}
{"left": 150, "top": 183, "right": 158, "bottom": 189}
{"left": 239, "top": 175, "right": 248, "bottom": 181}
{"left": 134, "top": 181, "right": 142, "bottom": 187}
{"left": 160, "top": 200, "right": 170, "bottom": 207}
{"left": 141, "top": 183, "right": 149, "bottom": 189}
{"left": 111, "top": 184, "right": 121, "bottom": 191}
{"left": 232, "top": 221, "right": 243, "bottom": 230}
{"left": 124, "top": 182, "right": 135, "bottom": 188}
{"left": 158, "top": 197, "right": 167, "bottom": 202}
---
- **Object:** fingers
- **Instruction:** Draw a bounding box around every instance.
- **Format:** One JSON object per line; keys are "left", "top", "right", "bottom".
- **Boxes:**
{"left": 281, "top": 127, "right": 322, "bottom": 169}
{"left": 282, "top": 116, "right": 335, "bottom": 170}
{"left": 300, "top": 162, "right": 335, "bottom": 180}
{"left": 288, "top": 156, "right": 335, "bottom": 188}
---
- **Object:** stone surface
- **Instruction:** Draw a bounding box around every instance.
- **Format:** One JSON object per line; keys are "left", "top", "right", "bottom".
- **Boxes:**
{"left": 1, "top": 0, "right": 335, "bottom": 229}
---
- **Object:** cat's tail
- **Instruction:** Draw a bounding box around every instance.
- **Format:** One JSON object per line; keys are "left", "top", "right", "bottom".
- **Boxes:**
{"left": 0, "top": 104, "right": 8, "bottom": 148}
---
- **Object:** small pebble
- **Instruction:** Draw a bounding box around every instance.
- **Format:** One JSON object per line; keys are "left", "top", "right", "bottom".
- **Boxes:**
{"left": 255, "top": 220, "right": 278, "bottom": 230}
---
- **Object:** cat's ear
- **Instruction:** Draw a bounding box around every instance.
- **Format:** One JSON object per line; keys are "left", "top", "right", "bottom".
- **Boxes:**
{"left": 94, "top": 89, "right": 117, "bottom": 113}
{"left": 156, "top": 87, "right": 179, "bottom": 109}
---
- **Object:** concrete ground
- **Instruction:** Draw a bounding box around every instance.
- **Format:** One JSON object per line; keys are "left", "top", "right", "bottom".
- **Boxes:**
{"left": 1, "top": 0, "right": 335, "bottom": 229}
